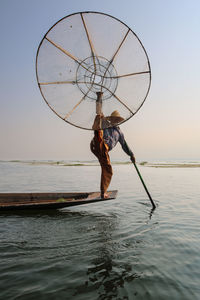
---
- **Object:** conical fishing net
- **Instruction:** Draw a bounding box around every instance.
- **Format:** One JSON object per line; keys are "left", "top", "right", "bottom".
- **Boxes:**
{"left": 36, "top": 12, "right": 151, "bottom": 130}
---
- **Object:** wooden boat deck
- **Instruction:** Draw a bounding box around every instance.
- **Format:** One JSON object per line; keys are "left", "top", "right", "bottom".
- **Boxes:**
{"left": 0, "top": 190, "right": 118, "bottom": 211}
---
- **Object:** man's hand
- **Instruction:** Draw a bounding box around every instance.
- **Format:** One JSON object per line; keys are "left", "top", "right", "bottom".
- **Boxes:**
{"left": 130, "top": 154, "right": 135, "bottom": 164}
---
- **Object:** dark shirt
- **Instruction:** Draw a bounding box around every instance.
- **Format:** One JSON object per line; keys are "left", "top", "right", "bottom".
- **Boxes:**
{"left": 103, "top": 126, "right": 133, "bottom": 157}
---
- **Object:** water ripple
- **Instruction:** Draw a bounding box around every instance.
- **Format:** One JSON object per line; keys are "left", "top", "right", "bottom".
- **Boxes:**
{"left": 1, "top": 162, "right": 200, "bottom": 299}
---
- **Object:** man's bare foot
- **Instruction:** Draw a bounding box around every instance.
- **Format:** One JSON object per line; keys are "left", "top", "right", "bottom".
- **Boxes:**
{"left": 101, "top": 192, "right": 109, "bottom": 199}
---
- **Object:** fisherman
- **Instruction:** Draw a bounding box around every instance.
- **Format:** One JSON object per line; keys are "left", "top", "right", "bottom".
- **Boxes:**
{"left": 90, "top": 110, "right": 135, "bottom": 198}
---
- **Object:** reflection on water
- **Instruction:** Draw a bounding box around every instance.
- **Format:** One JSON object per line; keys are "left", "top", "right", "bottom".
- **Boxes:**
{"left": 73, "top": 208, "right": 157, "bottom": 300}
{"left": 84, "top": 249, "right": 141, "bottom": 299}
{"left": 0, "top": 162, "right": 200, "bottom": 299}
{"left": 85, "top": 258, "right": 140, "bottom": 300}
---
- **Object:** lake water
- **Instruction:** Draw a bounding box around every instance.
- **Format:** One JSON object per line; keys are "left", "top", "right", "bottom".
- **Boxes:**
{"left": 0, "top": 161, "right": 200, "bottom": 300}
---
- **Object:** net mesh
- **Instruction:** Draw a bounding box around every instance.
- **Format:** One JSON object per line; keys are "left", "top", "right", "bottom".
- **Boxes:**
{"left": 36, "top": 12, "right": 151, "bottom": 130}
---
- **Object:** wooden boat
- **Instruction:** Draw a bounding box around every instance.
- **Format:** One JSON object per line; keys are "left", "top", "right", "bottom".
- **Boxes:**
{"left": 0, "top": 190, "right": 118, "bottom": 211}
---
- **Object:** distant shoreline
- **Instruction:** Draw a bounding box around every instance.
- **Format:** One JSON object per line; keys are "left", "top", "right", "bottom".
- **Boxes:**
{"left": 140, "top": 163, "right": 200, "bottom": 168}
{"left": 0, "top": 160, "right": 200, "bottom": 168}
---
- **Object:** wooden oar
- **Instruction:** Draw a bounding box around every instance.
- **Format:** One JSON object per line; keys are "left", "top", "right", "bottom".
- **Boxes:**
{"left": 132, "top": 162, "right": 156, "bottom": 209}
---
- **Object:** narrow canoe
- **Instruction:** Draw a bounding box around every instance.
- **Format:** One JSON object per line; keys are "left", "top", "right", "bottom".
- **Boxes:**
{"left": 0, "top": 190, "right": 118, "bottom": 211}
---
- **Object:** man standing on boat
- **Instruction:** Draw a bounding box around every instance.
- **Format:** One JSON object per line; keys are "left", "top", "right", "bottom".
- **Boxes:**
{"left": 90, "top": 110, "right": 135, "bottom": 199}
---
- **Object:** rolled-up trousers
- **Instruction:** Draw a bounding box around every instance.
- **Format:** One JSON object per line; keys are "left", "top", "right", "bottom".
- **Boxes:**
{"left": 90, "top": 131, "right": 113, "bottom": 194}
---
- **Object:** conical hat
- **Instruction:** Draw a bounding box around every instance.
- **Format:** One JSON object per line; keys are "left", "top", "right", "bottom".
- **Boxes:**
{"left": 105, "top": 111, "right": 124, "bottom": 124}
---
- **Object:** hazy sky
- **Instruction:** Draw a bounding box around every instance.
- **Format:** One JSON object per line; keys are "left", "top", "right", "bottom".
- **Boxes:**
{"left": 1, "top": 0, "right": 200, "bottom": 161}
